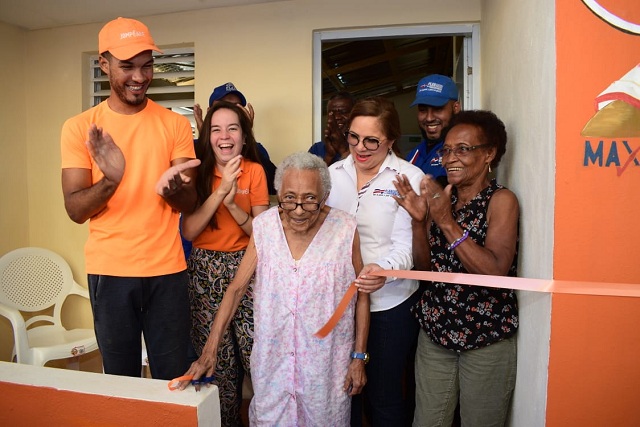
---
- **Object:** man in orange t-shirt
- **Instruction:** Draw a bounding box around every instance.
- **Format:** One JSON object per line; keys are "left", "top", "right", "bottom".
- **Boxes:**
{"left": 61, "top": 17, "right": 199, "bottom": 380}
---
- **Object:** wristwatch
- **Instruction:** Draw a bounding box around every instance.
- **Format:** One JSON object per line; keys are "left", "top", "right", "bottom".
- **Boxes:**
{"left": 350, "top": 351, "right": 370, "bottom": 364}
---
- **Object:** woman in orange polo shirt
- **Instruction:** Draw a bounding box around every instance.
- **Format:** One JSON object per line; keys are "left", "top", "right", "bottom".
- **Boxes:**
{"left": 182, "top": 101, "right": 270, "bottom": 426}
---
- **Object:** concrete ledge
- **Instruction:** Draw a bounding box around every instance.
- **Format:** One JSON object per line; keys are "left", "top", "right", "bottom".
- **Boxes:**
{"left": 0, "top": 361, "right": 220, "bottom": 426}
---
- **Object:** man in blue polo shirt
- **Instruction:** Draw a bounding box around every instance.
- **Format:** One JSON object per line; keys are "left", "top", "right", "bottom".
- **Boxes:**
{"left": 405, "top": 74, "right": 460, "bottom": 184}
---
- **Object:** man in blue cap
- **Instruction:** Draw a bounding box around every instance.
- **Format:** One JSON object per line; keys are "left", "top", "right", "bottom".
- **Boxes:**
{"left": 405, "top": 74, "right": 461, "bottom": 183}
{"left": 208, "top": 82, "right": 248, "bottom": 110}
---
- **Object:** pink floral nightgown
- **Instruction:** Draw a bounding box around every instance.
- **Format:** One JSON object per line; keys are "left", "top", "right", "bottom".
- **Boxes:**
{"left": 249, "top": 206, "right": 358, "bottom": 426}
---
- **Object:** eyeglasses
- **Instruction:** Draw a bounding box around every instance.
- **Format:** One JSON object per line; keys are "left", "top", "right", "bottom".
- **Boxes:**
{"left": 278, "top": 201, "right": 322, "bottom": 212}
{"left": 436, "top": 144, "right": 491, "bottom": 158}
{"left": 345, "top": 131, "right": 384, "bottom": 151}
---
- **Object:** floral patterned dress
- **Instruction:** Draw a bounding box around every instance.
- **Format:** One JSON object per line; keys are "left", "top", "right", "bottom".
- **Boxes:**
{"left": 414, "top": 179, "right": 519, "bottom": 351}
{"left": 249, "top": 207, "right": 358, "bottom": 426}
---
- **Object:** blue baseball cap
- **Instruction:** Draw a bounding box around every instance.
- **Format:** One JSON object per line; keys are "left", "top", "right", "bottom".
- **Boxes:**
{"left": 208, "top": 82, "right": 247, "bottom": 107}
{"left": 410, "top": 74, "right": 459, "bottom": 107}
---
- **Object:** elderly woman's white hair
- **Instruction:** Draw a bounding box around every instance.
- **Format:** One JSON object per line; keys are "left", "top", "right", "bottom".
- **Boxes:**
{"left": 274, "top": 151, "right": 332, "bottom": 197}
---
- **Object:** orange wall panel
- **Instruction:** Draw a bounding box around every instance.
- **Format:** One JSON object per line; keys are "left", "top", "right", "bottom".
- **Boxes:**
{"left": 546, "top": 294, "right": 640, "bottom": 426}
{"left": 551, "top": 1, "right": 640, "bottom": 425}
{"left": 555, "top": 0, "right": 640, "bottom": 284}
{"left": 0, "top": 383, "right": 197, "bottom": 427}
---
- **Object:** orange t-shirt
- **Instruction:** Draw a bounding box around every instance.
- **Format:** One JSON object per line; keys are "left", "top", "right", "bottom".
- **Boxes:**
{"left": 192, "top": 159, "right": 269, "bottom": 252}
{"left": 60, "top": 100, "right": 195, "bottom": 276}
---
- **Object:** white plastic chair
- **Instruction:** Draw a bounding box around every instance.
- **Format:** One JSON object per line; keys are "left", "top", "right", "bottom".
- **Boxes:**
{"left": 0, "top": 247, "right": 99, "bottom": 366}
{"left": 141, "top": 333, "right": 149, "bottom": 377}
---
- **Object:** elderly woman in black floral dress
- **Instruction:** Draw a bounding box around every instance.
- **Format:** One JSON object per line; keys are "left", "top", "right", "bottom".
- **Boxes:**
{"left": 394, "top": 110, "right": 519, "bottom": 427}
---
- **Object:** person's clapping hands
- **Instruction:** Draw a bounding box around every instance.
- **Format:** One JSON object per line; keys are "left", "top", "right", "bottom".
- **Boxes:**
{"left": 393, "top": 174, "right": 453, "bottom": 226}
{"left": 155, "top": 159, "right": 201, "bottom": 197}
{"left": 193, "top": 103, "right": 205, "bottom": 134}
{"left": 323, "top": 112, "right": 349, "bottom": 163}
{"left": 393, "top": 174, "right": 429, "bottom": 222}
{"left": 86, "top": 124, "right": 125, "bottom": 185}
{"left": 419, "top": 175, "right": 453, "bottom": 227}
{"left": 239, "top": 102, "right": 255, "bottom": 126}
{"left": 221, "top": 155, "right": 243, "bottom": 207}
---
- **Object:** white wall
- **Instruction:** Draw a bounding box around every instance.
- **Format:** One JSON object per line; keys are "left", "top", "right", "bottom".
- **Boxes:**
{"left": 0, "top": 22, "right": 30, "bottom": 362}
{"left": 0, "top": 22, "right": 29, "bottom": 255}
{"left": 481, "top": 1, "right": 555, "bottom": 426}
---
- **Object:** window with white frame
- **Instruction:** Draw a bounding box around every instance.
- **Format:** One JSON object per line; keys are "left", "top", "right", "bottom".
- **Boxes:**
{"left": 89, "top": 46, "right": 195, "bottom": 133}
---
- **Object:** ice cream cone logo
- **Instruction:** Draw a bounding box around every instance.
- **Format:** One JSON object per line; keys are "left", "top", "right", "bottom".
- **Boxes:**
{"left": 580, "top": 1, "right": 640, "bottom": 137}
{"left": 581, "top": 64, "right": 640, "bottom": 138}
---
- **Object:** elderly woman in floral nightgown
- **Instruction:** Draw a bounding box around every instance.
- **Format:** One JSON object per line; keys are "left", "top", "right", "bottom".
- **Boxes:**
{"left": 180, "top": 152, "right": 383, "bottom": 426}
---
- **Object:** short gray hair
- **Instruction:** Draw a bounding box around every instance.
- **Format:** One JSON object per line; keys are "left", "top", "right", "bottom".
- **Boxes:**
{"left": 274, "top": 152, "right": 332, "bottom": 197}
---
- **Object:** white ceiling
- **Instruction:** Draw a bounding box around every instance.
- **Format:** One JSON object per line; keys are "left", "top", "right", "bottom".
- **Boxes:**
{"left": 0, "top": 0, "right": 280, "bottom": 30}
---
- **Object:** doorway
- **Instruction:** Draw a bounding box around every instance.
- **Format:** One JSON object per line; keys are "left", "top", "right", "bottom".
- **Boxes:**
{"left": 313, "top": 24, "right": 480, "bottom": 156}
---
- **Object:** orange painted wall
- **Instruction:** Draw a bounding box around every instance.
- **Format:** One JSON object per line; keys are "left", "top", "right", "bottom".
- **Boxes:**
{"left": 549, "top": 1, "right": 640, "bottom": 425}
{"left": 0, "top": 382, "right": 197, "bottom": 426}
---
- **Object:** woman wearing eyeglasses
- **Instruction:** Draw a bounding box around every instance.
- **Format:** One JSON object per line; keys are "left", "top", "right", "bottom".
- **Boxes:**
{"left": 326, "top": 96, "right": 425, "bottom": 426}
{"left": 180, "top": 152, "right": 379, "bottom": 426}
{"left": 394, "top": 110, "right": 519, "bottom": 427}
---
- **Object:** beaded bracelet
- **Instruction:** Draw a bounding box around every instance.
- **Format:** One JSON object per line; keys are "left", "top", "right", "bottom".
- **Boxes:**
{"left": 447, "top": 229, "right": 469, "bottom": 251}
{"left": 238, "top": 213, "right": 251, "bottom": 227}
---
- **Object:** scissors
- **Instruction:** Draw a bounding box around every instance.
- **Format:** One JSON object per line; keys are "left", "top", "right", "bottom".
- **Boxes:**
{"left": 167, "top": 375, "right": 215, "bottom": 391}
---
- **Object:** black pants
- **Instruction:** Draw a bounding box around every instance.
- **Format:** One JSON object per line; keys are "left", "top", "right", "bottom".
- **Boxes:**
{"left": 352, "top": 290, "right": 421, "bottom": 427}
{"left": 88, "top": 271, "right": 190, "bottom": 380}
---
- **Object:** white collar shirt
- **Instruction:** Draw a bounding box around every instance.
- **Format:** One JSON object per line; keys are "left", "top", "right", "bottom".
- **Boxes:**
{"left": 327, "top": 152, "right": 424, "bottom": 311}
